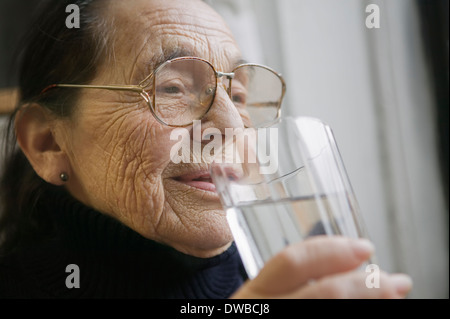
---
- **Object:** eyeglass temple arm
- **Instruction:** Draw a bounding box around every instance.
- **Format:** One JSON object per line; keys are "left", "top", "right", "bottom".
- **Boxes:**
{"left": 247, "top": 101, "right": 280, "bottom": 107}
{"left": 41, "top": 84, "right": 145, "bottom": 94}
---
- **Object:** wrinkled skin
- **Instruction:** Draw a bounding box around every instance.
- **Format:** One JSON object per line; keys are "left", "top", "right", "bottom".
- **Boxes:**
{"left": 55, "top": 0, "right": 243, "bottom": 258}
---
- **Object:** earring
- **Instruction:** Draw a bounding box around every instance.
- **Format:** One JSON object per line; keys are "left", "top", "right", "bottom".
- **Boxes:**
{"left": 60, "top": 173, "right": 69, "bottom": 182}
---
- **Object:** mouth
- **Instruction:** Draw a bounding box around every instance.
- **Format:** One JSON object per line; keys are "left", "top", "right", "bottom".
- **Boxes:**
{"left": 173, "top": 170, "right": 216, "bottom": 192}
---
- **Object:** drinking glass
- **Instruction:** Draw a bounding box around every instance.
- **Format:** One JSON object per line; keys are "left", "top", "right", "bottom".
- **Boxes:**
{"left": 211, "top": 116, "right": 372, "bottom": 279}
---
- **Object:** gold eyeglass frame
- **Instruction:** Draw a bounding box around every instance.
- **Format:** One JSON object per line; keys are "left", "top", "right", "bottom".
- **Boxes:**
{"left": 41, "top": 56, "right": 286, "bottom": 127}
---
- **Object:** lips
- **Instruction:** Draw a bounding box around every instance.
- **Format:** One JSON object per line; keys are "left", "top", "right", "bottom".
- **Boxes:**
{"left": 174, "top": 170, "right": 216, "bottom": 192}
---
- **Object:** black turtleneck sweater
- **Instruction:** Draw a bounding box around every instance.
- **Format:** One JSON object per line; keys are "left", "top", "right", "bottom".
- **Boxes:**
{"left": 0, "top": 189, "right": 247, "bottom": 298}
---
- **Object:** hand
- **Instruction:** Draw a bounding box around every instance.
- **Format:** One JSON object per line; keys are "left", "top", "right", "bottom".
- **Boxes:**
{"left": 231, "top": 236, "right": 412, "bottom": 299}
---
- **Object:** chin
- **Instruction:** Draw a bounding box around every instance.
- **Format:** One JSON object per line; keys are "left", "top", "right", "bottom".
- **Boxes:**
{"left": 173, "top": 220, "right": 235, "bottom": 258}
{"left": 186, "top": 239, "right": 234, "bottom": 258}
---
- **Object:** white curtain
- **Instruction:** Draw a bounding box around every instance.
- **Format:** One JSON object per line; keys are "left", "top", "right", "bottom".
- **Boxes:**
{"left": 208, "top": 0, "right": 448, "bottom": 298}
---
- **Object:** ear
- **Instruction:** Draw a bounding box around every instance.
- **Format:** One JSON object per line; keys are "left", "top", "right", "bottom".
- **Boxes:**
{"left": 15, "top": 104, "right": 71, "bottom": 186}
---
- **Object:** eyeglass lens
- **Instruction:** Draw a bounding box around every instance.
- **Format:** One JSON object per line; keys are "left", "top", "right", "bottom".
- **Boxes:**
{"left": 153, "top": 59, "right": 282, "bottom": 127}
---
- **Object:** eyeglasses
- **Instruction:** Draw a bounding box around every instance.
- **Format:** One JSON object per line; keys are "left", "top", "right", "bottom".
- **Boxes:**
{"left": 42, "top": 57, "right": 286, "bottom": 127}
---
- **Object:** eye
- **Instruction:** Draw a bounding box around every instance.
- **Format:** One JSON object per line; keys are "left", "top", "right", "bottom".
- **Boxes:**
{"left": 232, "top": 92, "right": 247, "bottom": 107}
{"left": 164, "top": 86, "right": 181, "bottom": 94}
{"left": 232, "top": 94, "right": 245, "bottom": 104}
{"left": 231, "top": 80, "right": 248, "bottom": 107}
{"left": 156, "top": 79, "right": 186, "bottom": 95}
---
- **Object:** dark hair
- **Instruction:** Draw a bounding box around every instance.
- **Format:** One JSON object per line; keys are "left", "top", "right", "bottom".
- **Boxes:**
{"left": 0, "top": 0, "right": 111, "bottom": 256}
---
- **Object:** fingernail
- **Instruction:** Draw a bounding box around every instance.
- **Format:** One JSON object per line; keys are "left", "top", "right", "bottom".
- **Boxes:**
{"left": 390, "top": 274, "right": 413, "bottom": 295}
{"left": 352, "top": 238, "right": 375, "bottom": 258}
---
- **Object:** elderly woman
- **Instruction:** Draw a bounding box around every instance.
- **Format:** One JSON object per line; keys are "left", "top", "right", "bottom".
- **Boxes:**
{"left": 0, "top": 0, "right": 412, "bottom": 298}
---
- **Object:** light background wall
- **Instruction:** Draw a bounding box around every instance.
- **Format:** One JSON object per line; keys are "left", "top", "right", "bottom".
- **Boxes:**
{"left": 207, "top": 0, "right": 448, "bottom": 298}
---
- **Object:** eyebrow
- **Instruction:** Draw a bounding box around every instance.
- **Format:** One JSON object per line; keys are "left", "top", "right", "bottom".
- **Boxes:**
{"left": 151, "top": 47, "right": 195, "bottom": 70}
{"left": 147, "top": 46, "right": 247, "bottom": 73}
{"left": 137, "top": 51, "right": 247, "bottom": 88}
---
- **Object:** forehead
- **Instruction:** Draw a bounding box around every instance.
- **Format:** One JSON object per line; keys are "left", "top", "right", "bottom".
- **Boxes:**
{"left": 107, "top": 0, "right": 242, "bottom": 75}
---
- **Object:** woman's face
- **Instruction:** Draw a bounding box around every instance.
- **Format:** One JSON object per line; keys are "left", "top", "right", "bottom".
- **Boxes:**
{"left": 57, "top": 0, "right": 244, "bottom": 257}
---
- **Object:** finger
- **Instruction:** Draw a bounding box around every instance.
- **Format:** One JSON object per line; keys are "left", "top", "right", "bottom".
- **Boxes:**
{"left": 247, "top": 236, "right": 375, "bottom": 295}
{"left": 290, "top": 271, "right": 413, "bottom": 299}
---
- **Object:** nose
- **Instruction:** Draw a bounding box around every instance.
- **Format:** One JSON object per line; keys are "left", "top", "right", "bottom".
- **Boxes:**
{"left": 190, "top": 80, "right": 245, "bottom": 165}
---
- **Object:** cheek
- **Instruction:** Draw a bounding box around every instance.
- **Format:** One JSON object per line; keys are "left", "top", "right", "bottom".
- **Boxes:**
{"left": 67, "top": 109, "right": 175, "bottom": 224}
